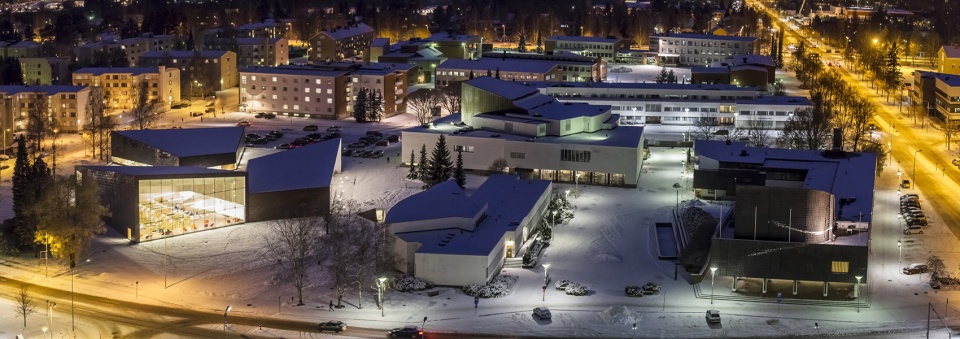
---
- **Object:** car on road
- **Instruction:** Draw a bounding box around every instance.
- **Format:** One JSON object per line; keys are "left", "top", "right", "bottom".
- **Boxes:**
{"left": 901, "top": 180, "right": 911, "bottom": 189}
{"left": 205, "top": 107, "right": 215, "bottom": 113}
{"left": 341, "top": 149, "right": 355, "bottom": 157}
{"left": 903, "top": 263, "right": 929, "bottom": 275}
{"left": 237, "top": 121, "right": 252, "bottom": 127}
{"left": 371, "top": 150, "right": 385, "bottom": 158}
{"left": 328, "top": 132, "right": 342, "bottom": 138}
{"left": 388, "top": 325, "right": 423, "bottom": 338}
{"left": 533, "top": 307, "right": 552, "bottom": 320}
{"left": 318, "top": 320, "right": 346, "bottom": 333}
{"left": 275, "top": 143, "right": 293, "bottom": 150}
{"left": 306, "top": 133, "right": 324, "bottom": 141}
{"left": 375, "top": 140, "right": 390, "bottom": 147}
{"left": 706, "top": 310, "right": 721, "bottom": 323}
{"left": 255, "top": 112, "right": 265, "bottom": 118}
{"left": 904, "top": 226, "right": 924, "bottom": 235}
{"left": 359, "top": 150, "right": 374, "bottom": 158}
{"left": 303, "top": 125, "right": 319, "bottom": 131}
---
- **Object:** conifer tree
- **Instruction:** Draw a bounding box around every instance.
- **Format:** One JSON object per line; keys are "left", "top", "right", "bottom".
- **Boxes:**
{"left": 495, "top": 67, "right": 501, "bottom": 79}
{"left": 417, "top": 144, "right": 429, "bottom": 181}
{"left": 454, "top": 149, "right": 466, "bottom": 189}
{"left": 469, "top": 70, "right": 475, "bottom": 79}
{"left": 535, "top": 33, "right": 543, "bottom": 53}
{"left": 407, "top": 150, "right": 418, "bottom": 179}
{"left": 486, "top": 69, "right": 492, "bottom": 77}
{"left": 517, "top": 34, "right": 527, "bottom": 52}
{"left": 12, "top": 136, "right": 32, "bottom": 246}
{"left": 424, "top": 135, "right": 453, "bottom": 187}
{"left": 353, "top": 87, "right": 367, "bottom": 123}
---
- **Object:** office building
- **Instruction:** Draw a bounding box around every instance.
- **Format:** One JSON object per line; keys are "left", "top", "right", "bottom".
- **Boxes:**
{"left": 545, "top": 36, "right": 631, "bottom": 59}
{"left": 649, "top": 34, "right": 756, "bottom": 66}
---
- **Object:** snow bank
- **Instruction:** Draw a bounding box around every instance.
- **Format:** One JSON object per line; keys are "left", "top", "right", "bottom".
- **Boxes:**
{"left": 598, "top": 305, "right": 642, "bottom": 325}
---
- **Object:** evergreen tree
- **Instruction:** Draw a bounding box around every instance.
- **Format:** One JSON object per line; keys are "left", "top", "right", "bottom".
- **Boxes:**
{"left": 495, "top": 67, "right": 501, "bottom": 79}
{"left": 655, "top": 67, "right": 668, "bottom": 83}
{"left": 666, "top": 70, "right": 678, "bottom": 83}
{"left": 417, "top": 144, "right": 429, "bottom": 181}
{"left": 535, "top": 33, "right": 543, "bottom": 54}
{"left": 454, "top": 149, "right": 466, "bottom": 189}
{"left": 374, "top": 92, "right": 384, "bottom": 121}
{"left": 776, "top": 29, "right": 785, "bottom": 68}
{"left": 407, "top": 150, "right": 418, "bottom": 179}
{"left": 885, "top": 41, "right": 902, "bottom": 100}
{"left": 12, "top": 136, "right": 32, "bottom": 246}
{"left": 517, "top": 34, "right": 527, "bottom": 52}
{"left": 353, "top": 87, "right": 367, "bottom": 123}
{"left": 486, "top": 69, "right": 492, "bottom": 77}
{"left": 769, "top": 35, "right": 778, "bottom": 62}
{"left": 424, "top": 135, "right": 453, "bottom": 187}
{"left": 365, "top": 89, "right": 378, "bottom": 122}
{"left": 469, "top": 70, "right": 475, "bottom": 79}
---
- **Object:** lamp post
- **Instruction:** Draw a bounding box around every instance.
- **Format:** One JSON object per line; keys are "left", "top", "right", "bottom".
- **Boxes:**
{"left": 46, "top": 300, "right": 56, "bottom": 339}
{"left": 913, "top": 149, "right": 923, "bottom": 187}
{"left": 223, "top": 305, "right": 232, "bottom": 332}
{"left": 543, "top": 263, "right": 551, "bottom": 285}
{"left": 575, "top": 173, "right": 580, "bottom": 197}
{"left": 854, "top": 276, "right": 862, "bottom": 313}
{"left": 897, "top": 240, "right": 902, "bottom": 269}
{"left": 551, "top": 210, "right": 557, "bottom": 226}
{"left": 72, "top": 258, "right": 89, "bottom": 332}
{"left": 887, "top": 141, "right": 892, "bottom": 165}
{"left": 377, "top": 277, "right": 386, "bottom": 317}
{"left": 710, "top": 267, "right": 718, "bottom": 305}
{"left": 632, "top": 323, "right": 637, "bottom": 338}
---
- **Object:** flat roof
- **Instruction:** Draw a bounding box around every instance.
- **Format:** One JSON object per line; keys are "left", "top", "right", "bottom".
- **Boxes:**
{"left": 932, "top": 72, "right": 960, "bottom": 87}
{"left": 464, "top": 76, "right": 541, "bottom": 101}
{"left": 235, "top": 38, "right": 284, "bottom": 45}
{"left": 79, "top": 165, "right": 241, "bottom": 177}
{"left": 240, "top": 66, "right": 348, "bottom": 77}
{"left": 528, "top": 101, "right": 611, "bottom": 120}
{"left": 247, "top": 138, "right": 340, "bottom": 193}
{"left": 548, "top": 36, "right": 625, "bottom": 43}
{"left": 422, "top": 33, "right": 479, "bottom": 42}
{"left": 74, "top": 67, "right": 163, "bottom": 76}
{"left": 391, "top": 176, "right": 551, "bottom": 255}
{"left": 695, "top": 140, "right": 876, "bottom": 223}
{"left": 736, "top": 96, "right": 812, "bottom": 106}
{"left": 141, "top": 50, "right": 230, "bottom": 59}
{"left": 691, "top": 66, "right": 730, "bottom": 74}
{"left": 0, "top": 85, "right": 86, "bottom": 95}
{"left": 525, "top": 81, "right": 753, "bottom": 92}
{"left": 437, "top": 58, "right": 558, "bottom": 74}
{"left": 114, "top": 127, "right": 245, "bottom": 158}
{"left": 323, "top": 23, "right": 374, "bottom": 40}
{"left": 653, "top": 33, "right": 757, "bottom": 42}
{"left": 350, "top": 62, "right": 416, "bottom": 75}
{"left": 408, "top": 114, "right": 644, "bottom": 148}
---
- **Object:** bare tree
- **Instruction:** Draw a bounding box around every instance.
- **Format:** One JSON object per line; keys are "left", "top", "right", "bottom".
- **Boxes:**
{"left": 84, "top": 86, "right": 116, "bottom": 160}
{"left": 15, "top": 285, "right": 36, "bottom": 327}
{"left": 847, "top": 97, "right": 873, "bottom": 152}
{"left": 266, "top": 217, "right": 324, "bottom": 306}
{"left": 777, "top": 95, "right": 833, "bottom": 150}
{"left": 439, "top": 81, "right": 462, "bottom": 116}
{"left": 407, "top": 89, "right": 440, "bottom": 125}
{"left": 130, "top": 81, "right": 159, "bottom": 130}
{"left": 690, "top": 115, "right": 717, "bottom": 141}
{"left": 488, "top": 158, "right": 509, "bottom": 174}
{"left": 323, "top": 198, "right": 360, "bottom": 309}
{"left": 25, "top": 91, "right": 52, "bottom": 154}
{"left": 744, "top": 119, "right": 770, "bottom": 147}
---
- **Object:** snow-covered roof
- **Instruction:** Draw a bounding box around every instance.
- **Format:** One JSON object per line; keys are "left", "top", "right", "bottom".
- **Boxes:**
{"left": 654, "top": 33, "right": 756, "bottom": 42}
{"left": 80, "top": 165, "right": 241, "bottom": 177}
{"left": 234, "top": 38, "right": 284, "bottom": 45}
{"left": 322, "top": 23, "right": 374, "bottom": 40}
{"left": 941, "top": 46, "right": 960, "bottom": 59}
{"left": 409, "top": 114, "right": 643, "bottom": 148}
{"left": 528, "top": 101, "right": 611, "bottom": 120}
{"left": 691, "top": 66, "right": 730, "bottom": 74}
{"left": 694, "top": 140, "right": 876, "bottom": 223}
{"left": 931, "top": 72, "right": 960, "bottom": 87}
{"left": 350, "top": 62, "right": 416, "bottom": 76}
{"left": 727, "top": 54, "right": 775, "bottom": 67}
{"left": 736, "top": 96, "right": 812, "bottom": 106}
{"left": 114, "top": 127, "right": 244, "bottom": 158}
{"left": 74, "top": 67, "right": 163, "bottom": 76}
{"left": 10, "top": 40, "right": 40, "bottom": 48}
{"left": 141, "top": 50, "right": 230, "bottom": 59}
{"left": 246, "top": 138, "right": 340, "bottom": 194}
{"left": 0, "top": 85, "right": 87, "bottom": 95}
{"left": 548, "top": 36, "right": 625, "bottom": 44}
{"left": 437, "top": 58, "right": 558, "bottom": 74}
{"left": 463, "top": 76, "right": 541, "bottom": 100}
{"left": 523, "top": 81, "right": 751, "bottom": 92}
{"left": 422, "top": 33, "right": 479, "bottom": 42}
{"left": 390, "top": 176, "right": 551, "bottom": 255}
{"left": 240, "top": 66, "right": 348, "bottom": 77}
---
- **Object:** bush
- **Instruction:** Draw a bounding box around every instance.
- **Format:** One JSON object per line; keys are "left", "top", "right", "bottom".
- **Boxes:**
{"left": 625, "top": 285, "right": 644, "bottom": 297}
{"left": 554, "top": 279, "right": 571, "bottom": 290}
{"left": 394, "top": 275, "right": 434, "bottom": 292}
{"left": 462, "top": 274, "right": 518, "bottom": 298}
{"left": 678, "top": 206, "right": 719, "bottom": 273}
{"left": 565, "top": 282, "right": 588, "bottom": 296}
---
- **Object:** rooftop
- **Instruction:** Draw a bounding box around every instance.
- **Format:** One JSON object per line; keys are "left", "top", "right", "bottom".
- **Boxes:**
{"left": 736, "top": 96, "right": 812, "bottom": 106}
{"left": 726, "top": 54, "right": 775, "bottom": 67}
{"left": 694, "top": 140, "right": 876, "bottom": 223}
{"left": 941, "top": 46, "right": 960, "bottom": 59}
{"left": 548, "top": 36, "right": 626, "bottom": 43}
{"left": 79, "top": 165, "right": 241, "bottom": 177}
{"left": 234, "top": 37, "right": 285, "bottom": 45}
{"left": 654, "top": 33, "right": 757, "bottom": 42}
{"left": 389, "top": 176, "right": 552, "bottom": 255}
{"left": 481, "top": 51, "right": 598, "bottom": 64}
{"left": 74, "top": 67, "right": 164, "bottom": 76}
{"left": 524, "top": 81, "right": 753, "bottom": 92}
{"left": 240, "top": 66, "right": 348, "bottom": 77}
{"left": 0, "top": 85, "right": 87, "bottom": 95}
{"left": 322, "top": 23, "right": 374, "bottom": 40}
{"left": 932, "top": 72, "right": 960, "bottom": 87}
{"left": 421, "top": 33, "right": 480, "bottom": 42}
{"left": 437, "top": 58, "right": 558, "bottom": 74}
{"left": 141, "top": 50, "right": 230, "bottom": 59}
{"left": 464, "top": 76, "right": 541, "bottom": 100}
{"left": 113, "top": 127, "right": 245, "bottom": 158}
{"left": 408, "top": 114, "right": 644, "bottom": 148}
{"left": 350, "top": 62, "right": 416, "bottom": 76}
{"left": 10, "top": 40, "right": 40, "bottom": 48}
{"left": 247, "top": 138, "right": 341, "bottom": 194}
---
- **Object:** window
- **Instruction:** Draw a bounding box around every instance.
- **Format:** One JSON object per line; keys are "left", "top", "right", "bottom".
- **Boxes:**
{"left": 510, "top": 152, "right": 525, "bottom": 159}
{"left": 327, "top": 98, "right": 333, "bottom": 104}
{"left": 454, "top": 145, "right": 474, "bottom": 152}
{"left": 560, "top": 150, "right": 591, "bottom": 162}
{"left": 831, "top": 261, "right": 849, "bottom": 274}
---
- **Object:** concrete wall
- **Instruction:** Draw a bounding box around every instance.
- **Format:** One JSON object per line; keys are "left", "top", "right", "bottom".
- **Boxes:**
{"left": 415, "top": 252, "right": 489, "bottom": 286}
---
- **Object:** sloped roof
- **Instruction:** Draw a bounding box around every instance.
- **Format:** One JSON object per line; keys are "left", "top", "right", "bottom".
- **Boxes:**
{"left": 0, "top": 85, "right": 87, "bottom": 95}
{"left": 463, "top": 76, "right": 541, "bottom": 101}
{"left": 941, "top": 46, "right": 960, "bottom": 59}
{"left": 114, "top": 127, "right": 244, "bottom": 158}
{"left": 386, "top": 181, "right": 483, "bottom": 224}
{"left": 437, "top": 58, "right": 558, "bottom": 74}
{"left": 322, "top": 23, "right": 374, "bottom": 40}
{"left": 246, "top": 138, "right": 341, "bottom": 193}
{"left": 141, "top": 50, "right": 230, "bottom": 59}
{"left": 548, "top": 36, "right": 625, "bottom": 43}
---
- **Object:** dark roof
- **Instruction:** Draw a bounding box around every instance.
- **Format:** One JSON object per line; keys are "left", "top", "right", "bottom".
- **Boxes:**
{"left": 80, "top": 165, "right": 240, "bottom": 177}
{"left": 141, "top": 50, "right": 230, "bottom": 59}
{"left": 0, "top": 85, "right": 87, "bottom": 95}
{"left": 653, "top": 33, "right": 757, "bottom": 42}
{"left": 74, "top": 67, "right": 164, "bottom": 76}
{"left": 114, "top": 127, "right": 245, "bottom": 158}
{"left": 247, "top": 138, "right": 341, "bottom": 193}
{"left": 437, "top": 58, "right": 558, "bottom": 74}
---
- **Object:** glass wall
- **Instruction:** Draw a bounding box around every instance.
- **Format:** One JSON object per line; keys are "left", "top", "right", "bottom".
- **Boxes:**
{"left": 137, "top": 176, "right": 245, "bottom": 241}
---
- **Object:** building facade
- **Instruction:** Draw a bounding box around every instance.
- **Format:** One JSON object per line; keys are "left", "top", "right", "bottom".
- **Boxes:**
{"left": 139, "top": 50, "right": 238, "bottom": 93}
{"left": 73, "top": 66, "right": 182, "bottom": 110}
{"left": 545, "top": 36, "right": 631, "bottom": 59}
{"left": 240, "top": 66, "right": 350, "bottom": 119}
{"left": 0, "top": 85, "right": 90, "bottom": 135}
{"left": 309, "top": 23, "right": 375, "bottom": 61}
{"left": 205, "top": 37, "right": 289, "bottom": 68}
{"left": 481, "top": 51, "right": 607, "bottom": 82}
{"left": 20, "top": 57, "right": 70, "bottom": 85}
{"left": 75, "top": 34, "right": 178, "bottom": 67}
{"left": 0, "top": 41, "right": 41, "bottom": 58}
{"left": 649, "top": 34, "right": 756, "bottom": 66}
{"left": 435, "top": 58, "right": 561, "bottom": 87}
{"left": 939, "top": 46, "right": 960, "bottom": 75}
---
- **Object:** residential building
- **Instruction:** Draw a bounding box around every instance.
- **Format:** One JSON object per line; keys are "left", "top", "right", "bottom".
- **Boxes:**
{"left": 481, "top": 51, "right": 607, "bottom": 82}
{"left": 649, "top": 33, "right": 756, "bottom": 66}
{"left": 0, "top": 85, "right": 90, "bottom": 135}
{"left": 910, "top": 70, "right": 939, "bottom": 119}
{"left": 19, "top": 57, "right": 70, "bottom": 85}
{"left": 205, "top": 37, "right": 289, "bottom": 68}
{"left": 435, "top": 58, "right": 561, "bottom": 87}
{"left": 0, "top": 40, "right": 41, "bottom": 58}
{"left": 402, "top": 77, "right": 645, "bottom": 187}
{"left": 395, "top": 33, "right": 483, "bottom": 60}
{"left": 139, "top": 50, "right": 238, "bottom": 93}
{"left": 72, "top": 66, "right": 182, "bottom": 110}
{"left": 526, "top": 81, "right": 810, "bottom": 129}
{"left": 938, "top": 46, "right": 960, "bottom": 75}
{"left": 929, "top": 72, "right": 960, "bottom": 125}
{"left": 695, "top": 138, "right": 875, "bottom": 295}
{"left": 309, "top": 23, "right": 375, "bottom": 62}
{"left": 388, "top": 176, "right": 552, "bottom": 285}
{"left": 545, "top": 36, "right": 631, "bottom": 59}
{"left": 201, "top": 19, "right": 290, "bottom": 45}
{"left": 74, "top": 33, "right": 178, "bottom": 66}
{"left": 365, "top": 38, "right": 392, "bottom": 64}
{"left": 377, "top": 46, "right": 444, "bottom": 84}
{"left": 239, "top": 62, "right": 413, "bottom": 119}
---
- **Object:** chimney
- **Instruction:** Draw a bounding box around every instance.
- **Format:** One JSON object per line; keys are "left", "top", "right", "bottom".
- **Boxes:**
{"left": 832, "top": 128, "right": 843, "bottom": 151}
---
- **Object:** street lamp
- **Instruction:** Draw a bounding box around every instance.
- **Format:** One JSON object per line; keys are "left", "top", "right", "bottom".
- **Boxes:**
{"left": 575, "top": 173, "right": 580, "bottom": 197}
{"left": 854, "top": 276, "right": 862, "bottom": 313}
{"left": 543, "top": 263, "right": 551, "bottom": 285}
{"left": 632, "top": 323, "right": 637, "bottom": 338}
{"left": 913, "top": 149, "right": 923, "bottom": 187}
{"left": 897, "top": 240, "right": 902, "bottom": 268}
{"left": 710, "top": 267, "right": 718, "bottom": 305}
{"left": 377, "top": 277, "right": 387, "bottom": 317}
{"left": 223, "top": 305, "right": 232, "bottom": 332}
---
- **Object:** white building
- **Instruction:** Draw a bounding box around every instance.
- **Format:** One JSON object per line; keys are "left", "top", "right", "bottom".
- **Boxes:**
{"left": 402, "top": 77, "right": 645, "bottom": 187}
{"left": 388, "top": 176, "right": 552, "bottom": 286}
{"left": 527, "top": 82, "right": 811, "bottom": 129}
{"left": 649, "top": 34, "right": 756, "bottom": 66}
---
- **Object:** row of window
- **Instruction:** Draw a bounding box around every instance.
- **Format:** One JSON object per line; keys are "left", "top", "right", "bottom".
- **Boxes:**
{"left": 662, "top": 40, "right": 745, "bottom": 49}
{"left": 557, "top": 43, "right": 616, "bottom": 50}
{"left": 245, "top": 101, "right": 335, "bottom": 113}
{"left": 738, "top": 110, "right": 790, "bottom": 116}
{"left": 552, "top": 92, "right": 753, "bottom": 100}
{"left": 560, "top": 149, "right": 591, "bottom": 162}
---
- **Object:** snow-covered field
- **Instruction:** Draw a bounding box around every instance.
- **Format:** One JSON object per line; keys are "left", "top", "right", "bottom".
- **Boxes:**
{"left": 0, "top": 112, "right": 951, "bottom": 338}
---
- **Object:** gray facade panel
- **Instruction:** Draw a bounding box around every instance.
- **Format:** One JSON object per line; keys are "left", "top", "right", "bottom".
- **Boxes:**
{"left": 734, "top": 186, "right": 834, "bottom": 242}
{"left": 111, "top": 133, "right": 180, "bottom": 166}
{"left": 247, "top": 187, "right": 330, "bottom": 222}
{"left": 710, "top": 238, "right": 868, "bottom": 283}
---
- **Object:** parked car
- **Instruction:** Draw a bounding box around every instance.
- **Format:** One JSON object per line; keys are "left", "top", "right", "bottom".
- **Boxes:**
{"left": 641, "top": 282, "right": 661, "bottom": 294}
{"left": 318, "top": 321, "right": 346, "bottom": 333}
{"left": 953, "top": 159, "right": 960, "bottom": 167}
{"left": 237, "top": 121, "right": 252, "bottom": 127}
{"left": 387, "top": 134, "right": 401, "bottom": 142}
{"left": 290, "top": 138, "right": 311, "bottom": 147}
{"left": 264, "top": 113, "right": 276, "bottom": 119}
{"left": 706, "top": 310, "right": 721, "bottom": 323}
{"left": 255, "top": 112, "right": 266, "bottom": 118}
{"left": 905, "top": 217, "right": 928, "bottom": 226}
{"left": 250, "top": 137, "right": 268, "bottom": 145}
{"left": 341, "top": 149, "right": 355, "bottom": 157}
{"left": 275, "top": 143, "right": 293, "bottom": 150}
{"left": 303, "top": 125, "right": 319, "bottom": 131}
{"left": 905, "top": 211, "right": 926, "bottom": 219}
{"left": 366, "top": 130, "right": 383, "bottom": 137}
{"left": 903, "top": 263, "right": 929, "bottom": 275}
{"left": 388, "top": 325, "right": 423, "bottom": 338}
{"left": 171, "top": 102, "right": 189, "bottom": 109}
{"left": 533, "top": 307, "right": 552, "bottom": 320}
{"left": 375, "top": 140, "right": 390, "bottom": 147}
{"left": 904, "top": 226, "right": 924, "bottom": 235}
{"left": 371, "top": 150, "right": 385, "bottom": 158}
{"left": 901, "top": 201, "right": 921, "bottom": 209}
{"left": 327, "top": 126, "right": 341, "bottom": 132}
{"left": 347, "top": 142, "right": 366, "bottom": 149}
{"left": 328, "top": 132, "right": 342, "bottom": 138}
{"left": 205, "top": 107, "right": 215, "bottom": 113}
{"left": 901, "top": 180, "right": 912, "bottom": 188}
{"left": 359, "top": 150, "right": 374, "bottom": 158}
{"left": 246, "top": 133, "right": 261, "bottom": 139}
{"left": 190, "top": 112, "right": 203, "bottom": 117}
{"left": 901, "top": 193, "right": 919, "bottom": 200}
{"left": 267, "top": 130, "right": 284, "bottom": 138}
{"left": 306, "top": 133, "right": 324, "bottom": 141}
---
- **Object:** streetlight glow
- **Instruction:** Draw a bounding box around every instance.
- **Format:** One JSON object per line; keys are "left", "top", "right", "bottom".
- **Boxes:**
{"left": 710, "top": 267, "right": 718, "bottom": 305}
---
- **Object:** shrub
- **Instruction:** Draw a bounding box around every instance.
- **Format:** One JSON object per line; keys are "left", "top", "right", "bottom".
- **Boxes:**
{"left": 554, "top": 279, "right": 571, "bottom": 290}
{"left": 565, "top": 282, "right": 588, "bottom": 296}
{"left": 625, "top": 285, "right": 644, "bottom": 297}
{"left": 394, "top": 275, "right": 434, "bottom": 292}
{"left": 462, "top": 274, "right": 518, "bottom": 298}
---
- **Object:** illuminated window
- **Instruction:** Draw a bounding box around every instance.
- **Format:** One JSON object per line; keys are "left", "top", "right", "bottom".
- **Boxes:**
{"left": 831, "top": 261, "right": 849, "bottom": 274}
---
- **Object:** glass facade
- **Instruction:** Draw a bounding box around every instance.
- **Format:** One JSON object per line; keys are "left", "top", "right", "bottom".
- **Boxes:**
{"left": 527, "top": 169, "right": 626, "bottom": 187}
{"left": 137, "top": 176, "right": 246, "bottom": 241}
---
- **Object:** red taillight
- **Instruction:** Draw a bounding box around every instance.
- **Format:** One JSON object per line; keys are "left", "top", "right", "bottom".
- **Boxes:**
{"left": 419, "top": 331, "right": 424, "bottom": 334}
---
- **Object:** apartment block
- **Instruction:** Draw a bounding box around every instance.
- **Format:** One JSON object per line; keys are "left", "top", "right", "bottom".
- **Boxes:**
{"left": 202, "top": 19, "right": 290, "bottom": 45}
{"left": 75, "top": 34, "right": 178, "bottom": 66}
{"left": 435, "top": 58, "right": 561, "bottom": 87}
{"left": 20, "top": 57, "right": 70, "bottom": 85}
{"left": 206, "top": 38, "right": 288, "bottom": 68}
{"left": 72, "top": 66, "right": 181, "bottom": 110}
{"left": 545, "top": 36, "right": 631, "bottom": 59}
{"left": 649, "top": 33, "right": 756, "bottom": 66}
{"left": 310, "top": 23, "right": 375, "bottom": 62}
{"left": 0, "top": 41, "right": 41, "bottom": 58}
{"left": 938, "top": 46, "right": 960, "bottom": 75}
{"left": 0, "top": 85, "right": 90, "bottom": 137}
{"left": 347, "top": 62, "right": 414, "bottom": 117}
{"left": 139, "top": 50, "right": 237, "bottom": 94}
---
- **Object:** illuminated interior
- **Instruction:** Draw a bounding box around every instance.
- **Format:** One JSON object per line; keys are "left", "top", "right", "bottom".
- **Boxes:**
{"left": 137, "top": 176, "right": 245, "bottom": 241}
